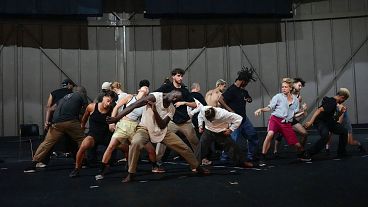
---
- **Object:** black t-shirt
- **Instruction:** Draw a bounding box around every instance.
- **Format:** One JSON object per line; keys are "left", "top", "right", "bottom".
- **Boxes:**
{"left": 50, "top": 88, "right": 73, "bottom": 105}
{"left": 52, "top": 92, "right": 87, "bottom": 123}
{"left": 191, "top": 92, "right": 207, "bottom": 106}
{"left": 222, "top": 84, "right": 251, "bottom": 118}
{"left": 316, "top": 96, "right": 338, "bottom": 123}
{"left": 155, "top": 82, "right": 195, "bottom": 124}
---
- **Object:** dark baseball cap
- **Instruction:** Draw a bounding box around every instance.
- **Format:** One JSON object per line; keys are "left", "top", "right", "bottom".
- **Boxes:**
{"left": 61, "top": 79, "right": 75, "bottom": 87}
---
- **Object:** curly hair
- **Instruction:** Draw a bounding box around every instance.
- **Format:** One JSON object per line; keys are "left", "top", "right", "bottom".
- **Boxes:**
{"left": 236, "top": 67, "right": 256, "bottom": 82}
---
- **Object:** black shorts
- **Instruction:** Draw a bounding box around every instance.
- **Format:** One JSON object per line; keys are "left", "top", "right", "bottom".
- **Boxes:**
{"left": 87, "top": 131, "right": 112, "bottom": 146}
{"left": 291, "top": 118, "right": 300, "bottom": 126}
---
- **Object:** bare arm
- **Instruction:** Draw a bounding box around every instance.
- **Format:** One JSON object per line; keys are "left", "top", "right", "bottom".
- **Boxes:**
{"left": 111, "top": 94, "right": 133, "bottom": 117}
{"left": 254, "top": 106, "right": 271, "bottom": 117}
{"left": 107, "top": 94, "right": 155, "bottom": 124}
{"left": 218, "top": 95, "right": 234, "bottom": 112}
{"left": 174, "top": 101, "right": 197, "bottom": 108}
{"left": 304, "top": 107, "right": 324, "bottom": 129}
{"left": 81, "top": 103, "right": 94, "bottom": 129}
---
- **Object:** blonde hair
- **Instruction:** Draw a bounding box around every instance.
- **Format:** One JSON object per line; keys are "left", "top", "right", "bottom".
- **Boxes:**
{"left": 216, "top": 79, "right": 227, "bottom": 87}
{"left": 337, "top": 88, "right": 350, "bottom": 99}
{"left": 111, "top": 81, "right": 122, "bottom": 90}
{"left": 282, "top": 78, "right": 293, "bottom": 88}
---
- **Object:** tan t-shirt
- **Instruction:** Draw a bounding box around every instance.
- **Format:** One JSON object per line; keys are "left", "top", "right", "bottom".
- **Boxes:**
{"left": 140, "top": 92, "right": 175, "bottom": 143}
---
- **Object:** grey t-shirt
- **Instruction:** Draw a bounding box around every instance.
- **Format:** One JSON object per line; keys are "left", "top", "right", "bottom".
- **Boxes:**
{"left": 52, "top": 92, "right": 87, "bottom": 123}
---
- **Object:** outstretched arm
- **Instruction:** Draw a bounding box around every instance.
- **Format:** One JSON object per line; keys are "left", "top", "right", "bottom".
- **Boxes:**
{"left": 304, "top": 107, "right": 324, "bottom": 129}
{"left": 111, "top": 94, "right": 133, "bottom": 117}
{"left": 107, "top": 94, "right": 155, "bottom": 124}
{"left": 254, "top": 106, "right": 271, "bottom": 117}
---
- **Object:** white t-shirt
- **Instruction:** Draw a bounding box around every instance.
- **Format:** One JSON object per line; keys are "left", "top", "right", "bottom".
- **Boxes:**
{"left": 198, "top": 106, "right": 242, "bottom": 133}
{"left": 139, "top": 92, "right": 175, "bottom": 143}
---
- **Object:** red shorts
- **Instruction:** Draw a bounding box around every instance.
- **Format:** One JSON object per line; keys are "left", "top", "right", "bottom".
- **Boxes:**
{"left": 267, "top": 115, "right": 298, "bottom": 145}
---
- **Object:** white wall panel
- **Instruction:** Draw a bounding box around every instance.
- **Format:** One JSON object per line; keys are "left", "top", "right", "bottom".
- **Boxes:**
{"left": 1, "top": 2, "right": 368, "bottom": 135}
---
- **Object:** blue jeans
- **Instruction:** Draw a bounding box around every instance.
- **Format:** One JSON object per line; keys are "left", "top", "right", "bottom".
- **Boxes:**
{"left": 231, "top": 116, "right": 259, "bottom": 161}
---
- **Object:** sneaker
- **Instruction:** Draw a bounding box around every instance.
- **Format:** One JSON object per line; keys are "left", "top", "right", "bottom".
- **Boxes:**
{"left": 298, "top": 151, "right": 312, "bottom": 162}
{"left": 152, "top": 166, "right": 166, "bottom": 173}
{"left": 24, "top": 162, "right": 37, "bottom": 173}
{"left": 193, "top": 166, "right": 210, "bottom": 175}
{"left": 95, "top": 174, "right": 104, "bottom": 180}
{"left": 69, "top": 168, "right": 80, "bottom": 178}
{"left": 201, "top": 158, "right": 212, "bottom": 166}
{"left": 258, "top": 154, "right": 267, "bottom": 167}
{"left": 258, "top": 160, "right": 267, "bottom": 167}
{"left": 36, "top": 162, "right": 47, "bottom": 168}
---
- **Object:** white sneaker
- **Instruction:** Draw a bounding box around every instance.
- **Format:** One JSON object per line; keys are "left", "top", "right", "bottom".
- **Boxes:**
{"left": 95, "top": 174, "right": 104, "bottom": 180}
{"left": 36, "top": 162, "right": 47, "bottom": 168}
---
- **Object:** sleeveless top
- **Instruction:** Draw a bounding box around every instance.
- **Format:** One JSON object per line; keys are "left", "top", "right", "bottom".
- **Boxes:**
{"left": 140, "top": 92, "right": 175, "bottom": 143}
{"left": 88, "top": 103, "right": 111, "bottom": 135}
{"left": 125, "top": 96, "right": 144, "bottom": 122}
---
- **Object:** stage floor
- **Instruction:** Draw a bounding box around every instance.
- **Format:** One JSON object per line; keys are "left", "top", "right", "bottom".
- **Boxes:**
{"left": 0, "top": 133, "right": 368, "bottom": 207}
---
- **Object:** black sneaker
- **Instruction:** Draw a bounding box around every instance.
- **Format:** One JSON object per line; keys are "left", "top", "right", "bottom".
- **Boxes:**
{"left": 69, "top": 168, "right": 80, "bottom": 178}
{"left": 95, "top": 164, "right": 109, "bottom": 180}
{"left": 24, "top": 162, "right": 37, "bottom": 173}
{"left": 298, "top": 151, "right": 312, "bottom": 162}
{"left": 258, "top": 154, "right": 267, "bottom": 167}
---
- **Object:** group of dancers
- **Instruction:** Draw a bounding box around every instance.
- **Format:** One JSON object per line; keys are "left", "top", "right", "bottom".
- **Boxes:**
{"left": 23, "top": 67, "right": 366, "bottom": 182}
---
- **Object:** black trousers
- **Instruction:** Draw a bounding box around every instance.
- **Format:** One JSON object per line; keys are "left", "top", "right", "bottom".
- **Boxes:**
{"left": 309, "top": 120, "right": 348, "bottom": 155}
{"left": 200, "top": 129, "right": 245, "bottom": 165}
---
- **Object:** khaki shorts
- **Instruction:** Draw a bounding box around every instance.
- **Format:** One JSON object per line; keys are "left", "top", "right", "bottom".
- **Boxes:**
{"left": 111, "top": 119, "right": 138, "bottom": 144}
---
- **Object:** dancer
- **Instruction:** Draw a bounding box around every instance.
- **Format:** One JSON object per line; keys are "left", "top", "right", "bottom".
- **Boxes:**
{"left": 107, "top": 90, "right": 209, "bottom": 182}
{"left": 273, "top": 78, "right": 308, "bottom": 157}
{"left": 95, "top": 86, "right": 162, "bottom": 180}
{"left": 111, "top": 81, "right": 128, "bottom": 102}
{"left": 198, "top": 106, "right": 254, "bottom": 167}
{"left": 325, "top": 104, "right": 366, "bottom": 154}
{"left": 24, "top": 86, "right": 88, "bottom": 173}
{"left": 255, "top": 78, "right": 310, "bottom": 166}
{"left": 69, "top": 90, "right": 117, "bottom": 177}
{"left": 219, "top": 68, "right": 258, "bottom": 166}
{"left": 304, "top": 88, "right": 350, "bottom": 158}
{"left": 205, "top": 79, "right": 227, "bottom": 107}
{"left": 155, "top": 68, "right": 201, "bottom": 162}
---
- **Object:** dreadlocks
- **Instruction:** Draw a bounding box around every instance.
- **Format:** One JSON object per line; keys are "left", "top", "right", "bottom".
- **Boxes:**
{"left": 236, "top": 67, "right": 257, "bottom": 82}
